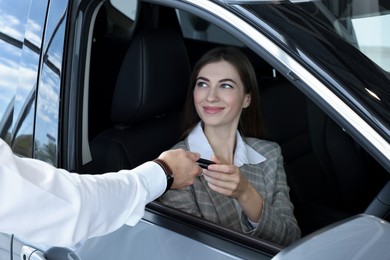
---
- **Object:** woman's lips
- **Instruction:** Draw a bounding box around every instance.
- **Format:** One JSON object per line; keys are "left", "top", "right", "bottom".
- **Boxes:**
{"left": 203, "top": 106, "right": 224, "bottom": 114}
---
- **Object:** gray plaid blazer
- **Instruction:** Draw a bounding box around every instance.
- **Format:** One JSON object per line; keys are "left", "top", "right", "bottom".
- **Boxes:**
{"left": 159, "top": 137, "right": 301, "bottom": 246}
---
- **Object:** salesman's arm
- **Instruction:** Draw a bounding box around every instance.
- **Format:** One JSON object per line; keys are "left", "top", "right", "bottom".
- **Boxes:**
{"left": 0, "top": 139, "right": 200, "bottom": 247}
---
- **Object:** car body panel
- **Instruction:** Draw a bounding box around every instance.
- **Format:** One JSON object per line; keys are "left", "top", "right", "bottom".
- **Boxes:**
{"left": 273, "top": 214, "right": 390, "bottom": 260}
{"left": 76, "top": 220, "right": 264, "bottom": 260}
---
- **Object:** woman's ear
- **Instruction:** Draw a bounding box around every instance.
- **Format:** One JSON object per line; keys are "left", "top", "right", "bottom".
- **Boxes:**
{"left": 243, "top": 94, "right": 251, "bottom": 108}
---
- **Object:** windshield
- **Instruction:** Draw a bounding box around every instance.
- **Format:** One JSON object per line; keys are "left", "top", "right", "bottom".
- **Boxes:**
{"left": 321, "top": 1, "right": 390, "bottom": 72}
{"left": 241, "top": 0, "right": 390, "bottom": 134}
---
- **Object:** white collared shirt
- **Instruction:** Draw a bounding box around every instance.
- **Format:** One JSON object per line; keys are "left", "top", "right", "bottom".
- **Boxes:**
{"left": 0, "top": 138, "right": 166, "bottom": 247}
{"left": 188, "top": 122, "right": 266, "bottom": 165}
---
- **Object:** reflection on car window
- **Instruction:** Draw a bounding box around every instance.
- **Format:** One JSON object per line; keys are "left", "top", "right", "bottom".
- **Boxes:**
{"left": 0, "top": 0, "right": 30, "bottom": 144}
{"left": 11, "top": 0, "right": 48, "bottom": 157}
{"left": 34, "top": 1, "right": 68, "bottom": 165}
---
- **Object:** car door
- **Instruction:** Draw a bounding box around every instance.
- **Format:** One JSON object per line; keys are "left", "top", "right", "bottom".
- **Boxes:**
{"left": 78, "top": 0, "right": 390, "bottom": 258}
{"left": 0, "top": 0, "right": 48, "bottom": 258}
{"left": 0, "top": 0, "right": 69, "bottom": 259}
{"left": 74, "top": 0, "right": 390, "bottom": 258}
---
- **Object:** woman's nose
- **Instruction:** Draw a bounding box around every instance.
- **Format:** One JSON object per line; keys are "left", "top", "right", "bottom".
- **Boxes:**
{"left": 206, "top": 87, "right": 219, "bottom": 101}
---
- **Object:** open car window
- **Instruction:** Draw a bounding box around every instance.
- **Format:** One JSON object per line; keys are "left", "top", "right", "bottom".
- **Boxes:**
{"left": 83, "top": 0, "right": 389, "bottom": 251}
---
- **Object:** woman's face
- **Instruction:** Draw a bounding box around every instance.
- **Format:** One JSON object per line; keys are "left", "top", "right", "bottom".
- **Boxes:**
{"left": 193, "top": 60, "right": 251, "bottom": 129}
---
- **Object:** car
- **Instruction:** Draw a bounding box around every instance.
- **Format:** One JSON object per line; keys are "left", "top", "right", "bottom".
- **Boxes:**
{"left": 1, "top": 0, "right": 390, "bottom": 259}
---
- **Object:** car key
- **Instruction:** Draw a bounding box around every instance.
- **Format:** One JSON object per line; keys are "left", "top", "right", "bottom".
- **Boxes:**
{"left": 197, "top": 158, "right": 215, "bottom": 169}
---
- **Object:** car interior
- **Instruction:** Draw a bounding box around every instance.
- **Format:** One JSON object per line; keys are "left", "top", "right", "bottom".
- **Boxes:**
{"left": 81, "top": 1, "right": 390, "bottom": 241}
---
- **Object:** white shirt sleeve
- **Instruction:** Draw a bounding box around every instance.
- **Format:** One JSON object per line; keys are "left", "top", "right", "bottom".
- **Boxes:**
{"left": 0, "top": 139, "right": 166, "bottom": 247}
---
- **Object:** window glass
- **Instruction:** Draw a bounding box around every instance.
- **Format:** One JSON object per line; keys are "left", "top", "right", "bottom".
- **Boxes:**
{"left": 34, "top": 1, "right": 67, "bottom": 165}
{"left": 0, "top": 0, "right": 30, "bottom": 144}
{"left": 352, "top": 14, "right": 390, "bottom": 72}
{"left": 11, "top": 0, "right": 48, "bottom": 157}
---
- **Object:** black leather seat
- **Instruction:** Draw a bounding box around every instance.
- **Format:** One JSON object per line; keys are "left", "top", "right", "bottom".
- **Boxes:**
{"left": 259, "top": 75, "right": 373, "bottom": 235}
{"left": 87, "top": 28, "right": 191, "bottom": 173}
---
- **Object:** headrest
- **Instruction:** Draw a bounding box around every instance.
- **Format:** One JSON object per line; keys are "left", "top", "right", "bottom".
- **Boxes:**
{"left": 111, "top": 28, "right": 191, "bottom": 124}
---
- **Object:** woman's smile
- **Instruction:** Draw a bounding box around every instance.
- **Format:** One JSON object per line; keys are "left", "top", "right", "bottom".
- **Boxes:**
{"left": 203, "top": 106, "right": 224, "bottom": 114}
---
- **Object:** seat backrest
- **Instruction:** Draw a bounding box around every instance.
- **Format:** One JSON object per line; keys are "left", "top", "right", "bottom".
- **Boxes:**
{"left": 87, "top": 28, "right": 191, "bottom": 173}
{"left": 259, "top": 75, "right": 369, "bottom": 235}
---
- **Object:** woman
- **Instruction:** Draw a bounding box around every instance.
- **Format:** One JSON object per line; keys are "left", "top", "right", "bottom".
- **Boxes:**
{"left": 159, "top": 46, "right": 301, "bottom": 246}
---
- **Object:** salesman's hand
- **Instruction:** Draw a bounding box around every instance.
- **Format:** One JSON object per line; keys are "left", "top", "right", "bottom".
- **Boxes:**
{"left": 158, "top": 149, "right": 201, "bottom": 189}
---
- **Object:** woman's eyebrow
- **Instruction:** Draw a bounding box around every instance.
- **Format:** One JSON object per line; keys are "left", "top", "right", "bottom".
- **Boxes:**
{"left": 196, "top": 77, "right": 237, "bottom": 85}
{"left": 219, "top": 78, "right": 237, "bottom": 85}
{"left": 196, "top": 76, "right": 209, "bottom": 82}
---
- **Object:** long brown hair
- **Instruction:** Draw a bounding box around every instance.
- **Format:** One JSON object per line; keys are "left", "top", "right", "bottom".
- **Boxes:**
{"left": 181, "top": 46, "right": 265, "bottom": 139}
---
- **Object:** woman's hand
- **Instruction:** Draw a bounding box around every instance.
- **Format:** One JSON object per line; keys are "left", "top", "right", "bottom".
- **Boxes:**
{"left": 202, "top": 156, "right": 249, "bottom": 199}
{"left": 203, "top": 155, "right": 263, "bottom": 223}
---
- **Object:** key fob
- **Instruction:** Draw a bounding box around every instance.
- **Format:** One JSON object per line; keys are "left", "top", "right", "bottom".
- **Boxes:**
{"left": 197, "top": 158, "right": 215, "bottom": 169}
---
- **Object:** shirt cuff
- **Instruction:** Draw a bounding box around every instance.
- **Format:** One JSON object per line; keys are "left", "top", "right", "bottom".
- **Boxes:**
{"left": 133, "top": 161, "right": 167, "bottom": 202}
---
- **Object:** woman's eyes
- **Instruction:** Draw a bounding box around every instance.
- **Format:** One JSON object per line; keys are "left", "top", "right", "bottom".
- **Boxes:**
{"left": 196, "top": 81, "right": 233, "bottom": 89}
{"left": 196, "top": 81, "right": 208, "bottom": 88}
{"left": 221, "top": 83, "right": 233, "bottom": 89}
